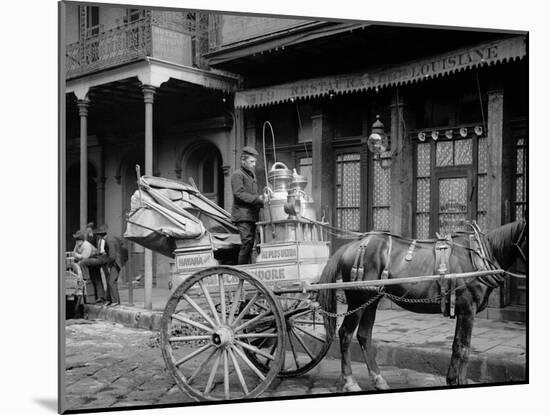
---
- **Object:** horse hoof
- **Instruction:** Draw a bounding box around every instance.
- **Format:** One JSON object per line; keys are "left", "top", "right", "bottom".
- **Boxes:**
{"left": 342, "top": 377, "right": 362, "bottom": 392}
{"left": 374, "top": 376, "right": 389, "bottom": 390}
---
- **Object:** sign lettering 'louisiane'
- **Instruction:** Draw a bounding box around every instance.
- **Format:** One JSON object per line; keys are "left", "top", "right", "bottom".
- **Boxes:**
{"left": 235, "top": 36, "right": 526, "bottom": 108}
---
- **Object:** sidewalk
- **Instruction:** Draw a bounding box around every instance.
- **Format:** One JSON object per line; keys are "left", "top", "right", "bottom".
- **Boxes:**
{"left": 83, "top": 286, "right": 526, "bottom": 384}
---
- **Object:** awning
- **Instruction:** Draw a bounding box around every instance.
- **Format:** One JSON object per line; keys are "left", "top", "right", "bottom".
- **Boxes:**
{"left": 207, "top": 22, "right": 370, "bottom": 66}
{"left": 235, "top": 35, "right": 526, "bottom": 109}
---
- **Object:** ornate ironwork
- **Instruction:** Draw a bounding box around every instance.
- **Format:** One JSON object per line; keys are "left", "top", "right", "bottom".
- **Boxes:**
{"left": 65, "top": 11, "right": 211, "bottom": 78}
{"left": 66, "top": 16, "right": 152, "bottom": 78}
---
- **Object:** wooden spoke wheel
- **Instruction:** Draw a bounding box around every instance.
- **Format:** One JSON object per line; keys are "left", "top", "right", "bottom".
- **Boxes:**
{"left": 160, "top": 266, "right": 286, "bottom": 402}
{"left": 244, "top": 295, "right": 335, "bottom": 378}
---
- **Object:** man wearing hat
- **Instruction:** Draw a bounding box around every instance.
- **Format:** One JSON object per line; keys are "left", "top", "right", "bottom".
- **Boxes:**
{"left": 79, "top": 224, "right": 126, "bottom": 306}
{"left": 72, "top": 230, "right": 96, "bottom": 262}
{"left": 231, "top": 146, "right": 267, "bottom": 264}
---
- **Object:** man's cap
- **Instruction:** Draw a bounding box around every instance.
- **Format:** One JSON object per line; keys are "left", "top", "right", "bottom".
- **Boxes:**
{"left": 94, "top": 224, "right": 108, "bottom": 235}
{"left": 242, "top": 146, "right": 259, "bottom": 157}
{"left": 86, "top": 222, "right": 95, "bottom": 229}
{"left": 72, "top": 230, "right": 85, "bottom": 240}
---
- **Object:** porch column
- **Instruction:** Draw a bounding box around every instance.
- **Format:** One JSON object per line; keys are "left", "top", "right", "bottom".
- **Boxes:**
{"left": 225, "top": 108, "right": 244, "bottom": 212}
{"left": 77, "top": 99, "right": 89, "bottom": 232}
{"left": 311, "top": 110, "right": 333, "bottom": 223}
{"left": 142, "top": 85, "right": 156, "bottom": 310}
{"left": 390, "top": 90, "right": 413, "bottom": 237}
{"left": 96, "top": 147, "right": 105, "bottom": 226}
{"left": 487, "top": 90, "right": 504, "bottom": 230}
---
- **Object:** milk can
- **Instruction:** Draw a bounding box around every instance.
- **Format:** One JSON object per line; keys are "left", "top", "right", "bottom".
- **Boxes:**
{"left": 265, "top": 162, "right": 293, "bottom": 221}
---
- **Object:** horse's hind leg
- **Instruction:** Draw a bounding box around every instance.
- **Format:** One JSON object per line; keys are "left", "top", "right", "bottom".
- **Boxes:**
{"left": 339, "top": 305, "right": 362, "bottom": 392}
{"left": 356, "top": 298, "right": 389, "bottom": 390}
{"left": 447, "top": 303, "right": 476, "bottom": 385}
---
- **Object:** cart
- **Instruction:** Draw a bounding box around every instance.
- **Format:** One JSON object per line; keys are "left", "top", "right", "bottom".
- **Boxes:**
{"left": 65, "top": 253, "right": 85, "bottom": 319}
{"left": 125, "top": 169, "right": 521, "bottom": 402}
{"left": 161, "top": 217, "right": 335, "bottom": 401}
{"left": 124, "top": 171, "right": 337, "bottom": 401}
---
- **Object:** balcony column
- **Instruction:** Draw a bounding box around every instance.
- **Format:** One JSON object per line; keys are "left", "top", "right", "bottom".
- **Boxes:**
{"left": 142, "top": 85, "right": 156, "bottom": 310}
{"left": 77, "top": 99, "right": 89, "bottom": 232}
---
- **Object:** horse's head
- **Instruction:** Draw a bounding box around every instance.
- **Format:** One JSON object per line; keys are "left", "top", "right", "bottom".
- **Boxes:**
{"left": 486, "top": 220, "right": 527, "bottom": 269}
{"left": 513, "top": 219, "right": 527, "bottom": 265}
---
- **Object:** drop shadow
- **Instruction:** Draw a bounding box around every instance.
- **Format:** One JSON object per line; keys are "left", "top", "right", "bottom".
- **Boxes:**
{"left": 34, "top": 398, "right": 58, "bottom": 413}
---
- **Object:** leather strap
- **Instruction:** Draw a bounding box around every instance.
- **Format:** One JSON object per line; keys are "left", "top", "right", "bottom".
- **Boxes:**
{"left": 405, "top": 240, "right": 417, "bottom": 261}
{"left": 381, "top": 236, "right": 392, "bottom": 279}
{"left": 435, "top": 239, "right": 452, "bottom": 316}
{"left": 350, "top": 236, "right": 371, "bottom": 282}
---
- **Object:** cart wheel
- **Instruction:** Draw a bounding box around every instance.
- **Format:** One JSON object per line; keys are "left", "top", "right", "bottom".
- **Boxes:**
{"left": 160, "top": 266, "right": 286, "bottom": 402}
{"left": 245, "top": 295, "right": 335, "bottom": 377}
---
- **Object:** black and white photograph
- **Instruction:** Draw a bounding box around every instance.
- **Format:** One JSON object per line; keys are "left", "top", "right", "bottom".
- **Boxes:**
{"left": 49, "top": 0, "right": 538, "bottom": 413}
{"left": 58, "top": 0, "right": 530, "bottom": 412}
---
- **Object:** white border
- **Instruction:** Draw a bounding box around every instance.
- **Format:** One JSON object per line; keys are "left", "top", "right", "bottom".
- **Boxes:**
{"left": 3, "top": 1, "right": 546, "bottom": 414}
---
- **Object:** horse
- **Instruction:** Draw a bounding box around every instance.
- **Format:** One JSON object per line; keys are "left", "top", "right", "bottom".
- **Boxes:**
{"left": 317, "top": 220, "right": 527, "bottom": 391}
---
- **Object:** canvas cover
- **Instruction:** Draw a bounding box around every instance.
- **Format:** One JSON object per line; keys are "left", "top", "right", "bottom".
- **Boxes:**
{"left": 124, "top": 175, "right": 241, "bottom": 258}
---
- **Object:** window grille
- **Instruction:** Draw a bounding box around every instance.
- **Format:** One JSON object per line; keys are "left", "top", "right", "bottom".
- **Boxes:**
{"left": 477, "top": 137, "right": 488, "bottom": 231}
{"left": 436, "top": 139, "right": 473, "bottom": 167}
{"left": 336, "top": 153, "right": 361, "bottom": 231}
{"left": 415, "top": 142, "right": 431, "bottom": 238}
{"left": 514, "top": 137, "right": 527, "bottom": 221}
{"left": 372, "top": 156, "right": 391, "bottom": 231}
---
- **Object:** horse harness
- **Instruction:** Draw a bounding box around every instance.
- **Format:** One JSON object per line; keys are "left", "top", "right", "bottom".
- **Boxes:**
{"left": 349, "top": 223, "right": 497, "bottom": 318}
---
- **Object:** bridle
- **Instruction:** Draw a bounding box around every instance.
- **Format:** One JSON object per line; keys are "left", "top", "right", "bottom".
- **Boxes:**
{"left": 513, "top": 221, "right": 527, "bottom": 264}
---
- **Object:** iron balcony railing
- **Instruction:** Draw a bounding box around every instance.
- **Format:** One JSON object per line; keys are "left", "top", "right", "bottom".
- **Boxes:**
{"left": 66, "top": 17, "right": 152, "bottom": 79}
{"left": 65, "top": 12, "right": 210, "bottom": 79}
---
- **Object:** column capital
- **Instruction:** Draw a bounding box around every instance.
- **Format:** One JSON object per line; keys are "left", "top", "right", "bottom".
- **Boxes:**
{"left": 77, "top": 99, "right": 89, "bottom": 117}
{"left": 141, "top": 85, "right": 156, "bottom": 104}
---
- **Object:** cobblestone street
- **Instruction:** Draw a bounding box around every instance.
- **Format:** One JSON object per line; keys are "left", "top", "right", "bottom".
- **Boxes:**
{"left": 63, "top": 319, "right": 450, "bottom": 411}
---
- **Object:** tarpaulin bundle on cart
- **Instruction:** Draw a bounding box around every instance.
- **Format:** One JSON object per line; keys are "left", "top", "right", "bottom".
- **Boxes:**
{"left": 123, "top": 175, "right": 241, "bottom": 258}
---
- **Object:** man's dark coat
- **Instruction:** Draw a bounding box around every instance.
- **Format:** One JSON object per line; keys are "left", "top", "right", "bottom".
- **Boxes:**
{"left": 231, "top": 167, "right": 263, "bottom": 222}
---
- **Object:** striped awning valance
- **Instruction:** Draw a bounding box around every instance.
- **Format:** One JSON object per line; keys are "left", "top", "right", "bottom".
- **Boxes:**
{"left": 234, "top": 35, "right": 526, "bottom": 109}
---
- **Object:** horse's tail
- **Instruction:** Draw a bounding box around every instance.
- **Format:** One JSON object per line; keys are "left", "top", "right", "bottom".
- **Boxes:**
{"left": 317, "top": 244, "right": 347, "bottom": 342}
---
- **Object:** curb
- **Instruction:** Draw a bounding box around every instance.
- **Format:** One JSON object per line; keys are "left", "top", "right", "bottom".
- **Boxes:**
{"left": 84, "top": 304, "right": 164, "bottom": 331}
{"left": 326, "top": 340, "right": 526, "bottom": 384}
{"left": 83, "top": 304, "right": 526, "bottom": 384}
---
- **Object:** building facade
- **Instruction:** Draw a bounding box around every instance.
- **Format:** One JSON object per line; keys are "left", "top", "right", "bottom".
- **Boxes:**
{"left": 63, "top": 3, "right": 527, "bottom": 317}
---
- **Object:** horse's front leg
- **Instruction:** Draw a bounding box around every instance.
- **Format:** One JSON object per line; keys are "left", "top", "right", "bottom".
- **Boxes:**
{"left": 339, "top": 309, "right": 362, "bottom": 392}
{"left": 447, "top": 303, "right": 476, "bottom": 385}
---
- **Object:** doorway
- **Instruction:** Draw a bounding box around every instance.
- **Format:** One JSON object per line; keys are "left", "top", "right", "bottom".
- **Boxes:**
{"left": 181, "top": 141, "right": 224, "bottom": 206}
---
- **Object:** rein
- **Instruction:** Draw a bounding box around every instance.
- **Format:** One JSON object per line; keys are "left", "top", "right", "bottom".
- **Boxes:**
{"left": 513, "top": 222, "right": 528, "bottom": 263}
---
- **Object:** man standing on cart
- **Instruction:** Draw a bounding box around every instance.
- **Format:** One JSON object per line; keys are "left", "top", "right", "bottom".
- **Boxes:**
{"left": 231, "top": 146, "right": 267, "bottom": 264}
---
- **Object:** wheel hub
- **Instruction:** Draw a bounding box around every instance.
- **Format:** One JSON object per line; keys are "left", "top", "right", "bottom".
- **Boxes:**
{"left": 211, "top": 326, "right": 234, "bottom": 347}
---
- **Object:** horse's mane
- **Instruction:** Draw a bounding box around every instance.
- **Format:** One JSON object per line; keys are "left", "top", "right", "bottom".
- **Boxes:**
{"left": 485, "top": 221, "right": 525, "bottom": 267}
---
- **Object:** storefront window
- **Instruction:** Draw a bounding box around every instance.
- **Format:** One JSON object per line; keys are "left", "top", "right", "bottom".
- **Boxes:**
{"left": 477, "top": 137, "right": 488, "bottom": 231}
{"left": 336, "top": 153, "right": 361, "bottom": 231}
{"left": 514, "top": 137, "right": 527, "bottom": 221}
{"left": 438, "top": 177, "right": 469, "bottom": 234}
{"left": 415, "top": 142, "right": 431, "bottom": 239}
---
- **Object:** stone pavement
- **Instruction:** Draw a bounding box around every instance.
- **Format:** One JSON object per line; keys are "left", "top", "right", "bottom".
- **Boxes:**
{"left": 63, "top": 320, "right": 448, "bottom": 412}
{"left": 82, "top": 286, "right": 526, "bottom": 384}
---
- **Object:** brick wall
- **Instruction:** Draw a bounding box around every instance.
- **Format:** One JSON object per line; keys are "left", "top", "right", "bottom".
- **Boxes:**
{"left": 218, "top": 16, "right": 312, "bottom": 47}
